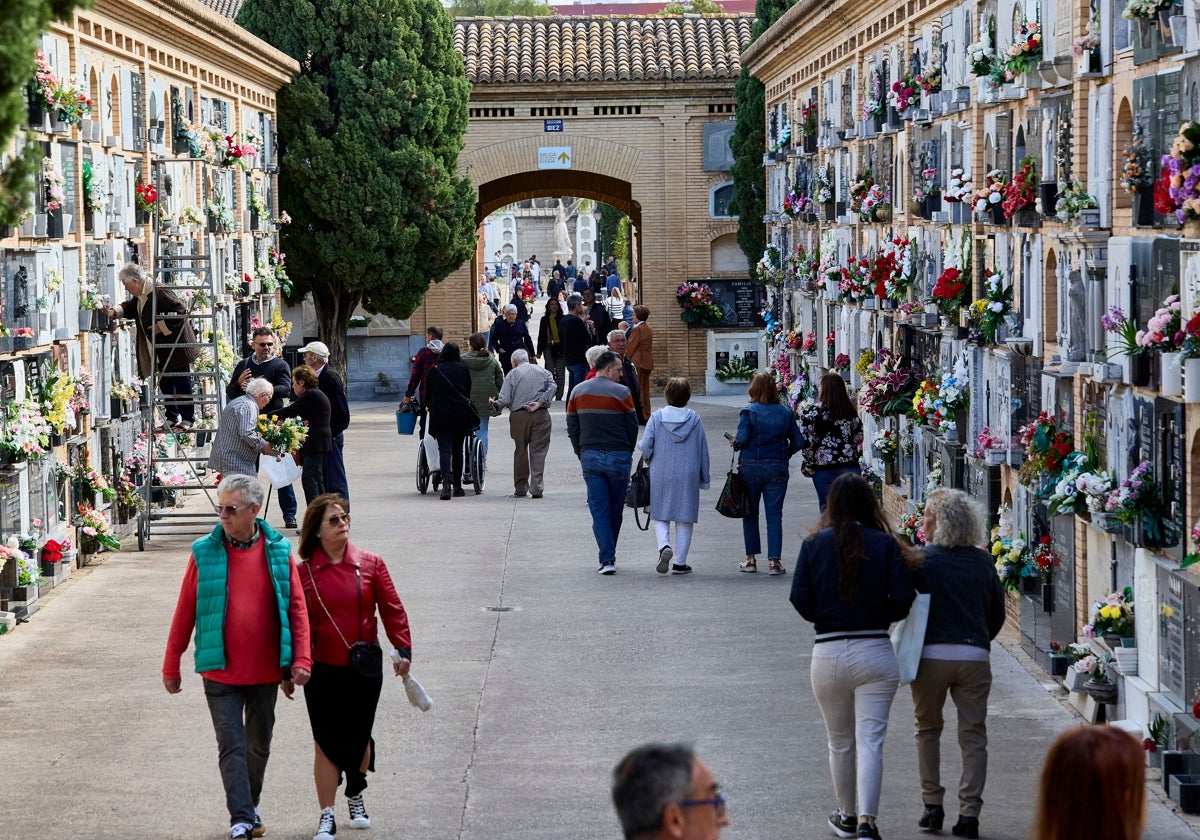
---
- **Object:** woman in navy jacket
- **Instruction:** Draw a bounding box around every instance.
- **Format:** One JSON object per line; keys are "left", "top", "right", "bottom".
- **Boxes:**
{"left": 790, "top": 473, "right": 915, "bottom": 840}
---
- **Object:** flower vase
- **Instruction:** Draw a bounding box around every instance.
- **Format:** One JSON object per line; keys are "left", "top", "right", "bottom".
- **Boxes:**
{"left": 1185, "top": 357, "right": 1200, "bottom": 403}
{"left": 1041, "top": 582, "right": 1055, "bottom": 613}
{"left": 1160, "top": 351, "right": 1183, "bottom": 397}
{"left": 990, "top": 204, "right": 1006, "bottom": 226}
{"left": 1084, "top": 679, "right": 1118, "bottom": 704}
{"left": 1133, "top": 191, "right": 1155, "bottom": 227}
{"left": 1020, "top": 575, "right": 1040, "bottom": 595}
{"left": 1129, "top": 354, "right": 1151, "bottom": 387}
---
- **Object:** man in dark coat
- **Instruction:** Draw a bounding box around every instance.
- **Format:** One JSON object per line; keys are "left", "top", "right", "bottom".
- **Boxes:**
{"left": 561, "top": 293, "right": 592, "bottom": 398}
{"left": 107, "top": 262, "right": 199, "bottom": 431}
{"left": 488, "top": 305, "right": 536, "bottom": 374}
{"left": 582, "top": 287, "right": 611, "bottom": 346}
{"left": 298, "top": 341, "right": 351, "bottom": 503}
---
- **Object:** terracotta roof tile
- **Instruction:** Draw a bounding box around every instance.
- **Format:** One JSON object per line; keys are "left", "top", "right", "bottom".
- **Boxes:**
{"left": 454, "top": 14, "right": 753, "bottom": 85}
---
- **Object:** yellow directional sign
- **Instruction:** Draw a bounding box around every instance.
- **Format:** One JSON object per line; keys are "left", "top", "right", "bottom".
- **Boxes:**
{"left": 538, "top": 147, "right": 572, "bottom": 169}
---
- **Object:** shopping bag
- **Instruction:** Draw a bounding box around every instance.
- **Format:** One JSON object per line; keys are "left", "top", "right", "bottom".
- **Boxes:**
{"left": 890, "top": 592, "right": 931, "bottom": 685}
{"left": 260, "top": 453, "right": 302, "bottom": 489}
{"left": 714, "top": 452, "right": 748, "bottom": 518}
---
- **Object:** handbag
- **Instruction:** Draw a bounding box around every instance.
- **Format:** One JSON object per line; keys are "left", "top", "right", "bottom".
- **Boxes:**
{"left": 625, "top": 455, "right": 651, "bottom": 531}
{"left": 715, "top": 451, "right": 749, "bottom": 518}
{"left": 890, "top": 592, "right": 932, "bottom": 685}
{"left": 306, "top": 562, "right": 383, "bottom": 678}
{"left": 434, "top": 366, "right": 481, "bottom": 431}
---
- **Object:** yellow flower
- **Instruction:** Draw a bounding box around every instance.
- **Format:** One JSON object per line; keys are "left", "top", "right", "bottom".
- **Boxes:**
{"left": 1163, "top": 605, "right": 1175, "bottom": 618}
{"left": 270, "top": 415, "right": 278, "bottom": 422}
{"left": 992, "top": 542, "right": 1003, "bottom": 556}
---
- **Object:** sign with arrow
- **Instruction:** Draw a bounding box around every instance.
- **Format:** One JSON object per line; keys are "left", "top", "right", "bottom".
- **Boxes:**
{"left": 538, "top": 147, "right": 572, "bottom": 169}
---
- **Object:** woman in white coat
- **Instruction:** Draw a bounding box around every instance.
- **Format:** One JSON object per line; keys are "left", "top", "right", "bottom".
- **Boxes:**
{"left": 638, "top": 377, "right": 710, "bottom": 574}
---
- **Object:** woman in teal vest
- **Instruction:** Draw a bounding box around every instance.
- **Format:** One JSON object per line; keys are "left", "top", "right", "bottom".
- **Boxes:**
{"left": 297, "top": 494, "right": 413, "bottom": 840}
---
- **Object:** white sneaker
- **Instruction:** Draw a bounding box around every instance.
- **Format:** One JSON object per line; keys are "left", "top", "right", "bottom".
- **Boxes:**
{"left": 598, "top": 563, "right": 616, "bottom": 575}
{"left": 313, "top": 807, "right": 336, "bottom": 840}
{"left": 347, "top": 793, "right": 371, "bottom": 829}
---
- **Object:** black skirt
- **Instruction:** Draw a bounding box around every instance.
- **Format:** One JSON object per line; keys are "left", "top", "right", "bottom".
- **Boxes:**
{"left": 303, "top": 662, "right": 384, "bottom": 795}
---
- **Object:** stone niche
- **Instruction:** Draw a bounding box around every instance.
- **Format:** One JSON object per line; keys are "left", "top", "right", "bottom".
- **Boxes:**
{"left": 704, "top": 331, "right": 769, "bottom": 397}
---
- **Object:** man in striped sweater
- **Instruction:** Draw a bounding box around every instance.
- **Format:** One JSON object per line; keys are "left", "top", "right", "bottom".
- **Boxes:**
{"left": 566, "top": 350, "right": 639, "bottom": 575}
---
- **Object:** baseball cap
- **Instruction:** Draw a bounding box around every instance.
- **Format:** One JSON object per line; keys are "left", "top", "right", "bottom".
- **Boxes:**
{"left": 298, "top": 340, "right": 330, "bottom": 359}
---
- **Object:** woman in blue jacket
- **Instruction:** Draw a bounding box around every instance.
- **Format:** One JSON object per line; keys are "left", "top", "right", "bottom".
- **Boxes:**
{"left": 790, "top": 473, "right": 916, "bottom": 840}
{"left": 731, "top": 372, "right": 803, "bottom": 575}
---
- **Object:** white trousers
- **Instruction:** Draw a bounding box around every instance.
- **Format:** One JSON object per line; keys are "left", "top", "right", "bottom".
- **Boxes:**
{"left": 653, "top": 520, "right": 694, "bottom": 566}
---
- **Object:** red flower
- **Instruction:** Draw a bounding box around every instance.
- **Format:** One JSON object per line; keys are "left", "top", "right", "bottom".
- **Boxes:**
{"left": 1193, "top": 699, "right": 1200, "bottom": 719}
{"left": 1144, "top": 739, "right": 1158, "bottom": 752}
{"left": 1155, "top": 168, "right": 1176, "bottom": 215}
{"left": 1040, "top": 536, "right": 1051, "bottom": 545}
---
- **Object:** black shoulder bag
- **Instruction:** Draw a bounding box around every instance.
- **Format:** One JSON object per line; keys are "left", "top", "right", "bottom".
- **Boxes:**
{"left": 307, "top": 562, "right": 382, "bottom": 678}
{"left": 624, "top": 455, "right": 651, "bottom": 531}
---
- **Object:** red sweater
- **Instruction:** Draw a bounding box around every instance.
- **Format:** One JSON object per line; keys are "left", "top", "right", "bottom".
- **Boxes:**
{"left": 300, "top": 543, "right": 412, "bottom": 666}
{"left": 162, "top": 544, "right": 313, "bottom": 683}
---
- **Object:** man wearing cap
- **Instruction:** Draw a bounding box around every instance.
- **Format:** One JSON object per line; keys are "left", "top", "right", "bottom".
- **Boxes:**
{"left": 298, "top": 341, "right": 351, "bottom": 502}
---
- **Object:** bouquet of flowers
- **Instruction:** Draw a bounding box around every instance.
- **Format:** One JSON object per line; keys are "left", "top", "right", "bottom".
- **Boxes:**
{"left": 1101, "top": 305, "right": 1149, "bottom": 358}
{"left": 1105, "top": 460, "right": 1160, "bottom": 529}
{"left": 854, "top": 349, "right": 875, "bottom": 376}
{"left": 872, "top": 429, "right": 898, "bottom": 462}
{"left": 1017, "top": 410, "right": 1073, "bottom": 487}
{"left": 889, "top": 72, "right": 920, "bottom": 113}
{"left": 1157, "top": 121, "right": 1200, "bottom": 223}
{"left": 1183, "top": 524, "right": 1200, "bottom": 570}
{"left": 134, "top": 181, "right": 158, "bottom": 214}
{"left": 1002, "top": 157, "right": 1038, "bottom": 218}
{"left": 900, "top": 502, "right": 926, "bottom": 546}
{"left": 1075, "top": 653, "right": 1111, "bottom": 684}
{"left": 14, "top": 549, "right": 40, "bottom": 587}
{"left": 43, "top": 158, "right": 65, "bottom": 212}
{"left": 0, "top": 398, "right": 51, "bottom": 461}
{"left": 837, "top": 256, "right": 873, "bottom": 304}
{"left": 1137, "top": 294, "right": 1183, "bottom": 351}
{"left": 858, "top": 349, "right": 919, "bottom": 418}
{"left": 966, "top": 41, "right": 996, "bottom": 78}
{"left": 33, "top": 49, "right": 58, "bottom": 107}
{"left": 1055, "top": 181, "right": 1099, "bottom": 220}
{"left": 932, "top": 266, "right": 967, "bottom": 315}
{"left": 944, "top": 168, "right": 973, "bottom": 203}
{"left": 66, "top": 453, "right": 117, "bottom": 501}
{"left": 917, "top": 63, "right": 941, "bottom": 94}
{"left": 833, "top": 353, "right": 851, "bottom": 371}
{"left": 975, "top": 426, "right": 1004, "bottom": 457}
{"left": 1004, "top": 19, "right": 1042, "bottom": 77}
{"left": 52, "top": 75, "right": 91, "bottom": 124}
{"left": 1083, "top": 587, "right": 1135, "bottom": 639}
{"left": 872, "top": 237, "right": 913, "bottom": 301}
{"left": 675, "top": 282, "right": 724, "bottom": 325}
{"left": 799, "top": 102, "right": 817, "bottom": 136}
{"left": 966, "top": 268, "right": 1013, "bottom": 344}
{"left": 257, "top": 416, "right": 309, "bottom": 456}
{"left": 76, "top": 503, "right": 122, "bottom": 551}
{"left": 861, "top": 69, "right": 885, "bottom": 120}
{"left": 973, "top": 170, "right": 1008, "bottom": 215}
{"left": 40, "top": 538, "right": 71, "bottom": 565}
{"left": 849, "top": 170, "right": 877, "bottom": 218}
{"left": 1121, "top": 124, "right": 1155, "bottom": 194}
{"left": 1031, "top": 535, "right": 1060, "bottom": 583}
{"left": 813, "top": 166, "right": 833, "bottom": 205}
{"left": 117, "top": 471, "right": 146, "bottom": 515}
{"left": 992, "top": 508, "right": 1032, "bottom": 591}
{"left": 1124, "top": 0, "right": 1174, "bottom": 19}
{"left": 111, "top": 380, "right": 142, "bottom": 404}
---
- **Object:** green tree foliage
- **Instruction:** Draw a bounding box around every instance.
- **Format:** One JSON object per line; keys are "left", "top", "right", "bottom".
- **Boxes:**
{"left": 613, "top": 215, "right": 631, "bottom": 283}
{"left": 237, "top": 0, "right": 477, "bottom": 377}
{"left": 751, "top": 0, "right": 792, "bottom": 39}
{"left": 658, "top": 0, "right": 725, "bottom": 15}
{"left": 450, "top": 0, "right": 551, "bottom": 15}
{"left": 0, "top": 0, "right": 89, "bottom": 227}
{"left": 728, "top": 67, "right": 764, "bottom": 275}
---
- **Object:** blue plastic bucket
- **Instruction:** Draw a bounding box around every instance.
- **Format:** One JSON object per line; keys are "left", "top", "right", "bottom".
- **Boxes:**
{"left": 396, "top": 409, "right": 417, "bottom": 435}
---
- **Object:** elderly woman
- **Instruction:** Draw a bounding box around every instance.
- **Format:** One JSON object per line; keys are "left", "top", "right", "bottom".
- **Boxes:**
{"left": 272, "top": 365, "right": 332, "bottom": 506}
{"left": 639, "top": 378, "right": 709, "bottom": 574}
{"left": 296, "top": 494, "right": 411, "bottom": 840}
{"left": 488, "top": 304, "right": 536, "bottom": 374}
{"left": 207, "top": 378, "right": 274, "bottom": 476}
{"left": 910, "top": 488, "right": 1005, "bottom": 840}
{"left": 423, "top": 342, "right": 477, "bottom": 500}
{"left": 732, "top": 371, "right": 804, "bottom": 576}
{"left": 105, "top": 262, "right": 200, "bottom": 431}
{"left": 790, "top": 473, "right": 915, "bottom": 840}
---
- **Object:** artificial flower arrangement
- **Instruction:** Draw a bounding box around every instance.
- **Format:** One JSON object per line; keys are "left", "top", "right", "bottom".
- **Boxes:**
{"left": 861, "top": 68, "right": 885, "bottom": 120}
{"left": 872, "top": 429, "right": 898, "bottom": 462}
{"left": 787, "top": 243, "right": 819, "bottom": 294}
{"left": 178, "top": 205, "right": 204, "bottom": 228}
{"left": 854, "top": 349, "right": 875, "bottom": 376}
{"left": 974, "top": 426, "right": 1005, "bottom": 457}
{"left": 1105, "top": 460, "right": 1161, "bottom": 539}
{"left": 1074, "top": 652, "right": 1112, "bottom": 685}
{"left": 0, "top": 398, "right": 51, "bottom": 461}
{"left": 1156, "top": 121, "right": 1200, "bottom": 223}
{"left": 1004, "top": 19, "right": 1042, "bottom": 78}
{"left": 973, "top": 170, "right": 1008, "bottom": 217}
{"left": 1044, "top": 452, "right": 1115, "bottom": 517}
{"left": 813, "top": 165, "right": 833, "bottom": 205}
{"left": 888, "top": 72, "right": 920, "bottom": 113}
{"left": 1003, "top": 157, "right": 1038, "bottom": 218}
{"left": 857, "top": 348, "right": 919, "bottom": 418}
{"left": 914, "top": 167, "right": 939, "bottom": 200}
{"left": 1055, "top": 181, "right": 1099, "bottom": 221}
{"left": 110, "top": 380, "right": 142, "bottom": 405}
{"left": 69, "top": 368, "right": 92, "bottom": 416}
{"left": 966, "top": 268, "right": 1013, "bottom": 344}
{"left": 799, "top": 102, "right": 817, "bottom": 136}
{"left": 1083, "top": 587, "right": 1135, "bottom": 639}
{"left": 1122, "top": 124, "right": 1155, "bottom": 196}
{"left": 918, "top": 62, "right": 941, "bottom": 94}
{"left": 966, "top": 40, "right": 996, "bottom": 78}
{"left": 82, "top": 161, "right": 107, "bottom": 214}
{"left": 1124, "top": 0, "right": 1174, "bottom": 19}
{"left": 116, "top": 470, "right": 146, "bottom": 515}
{"left": 900, "top": 501, "right": 926, "bottom": 546}
{"left": 799, "top": 331, "right": 816, "bottom": 353}
{"left": 257, "top": 415, "right": 309, "bottom": 456}
{"left": 206, "top": 194, "right": 237, "bottom": 232}
{"left": 1017, "top": 410, "right": 1074, "bottom": 488}
{"left": 836, "top": 255, "right": 873, "bottom": 304}
{"left": 833, "top": 353, "right": 851, "bottom": 371}
{"left": 247, "top": 183, "right": 268, "bottom": 217}
{"left": 1070, "top": 14, "right": 1101, "bottom": 57}
{"left": 1101, "top": 305, "right": 1150, "bottom": 359}
{"left": 1137, "top": 294, "right": 1183, "bottom": 351}
{"left": 931, "top": 266, "right": 968, "bottom": 315}
{"left": 51, "top": 75, "right": 91, "bottom": 125}
{"left": 911, "top": 354, "right": 969, "bottom": 431}
{"left": 61, "top": 451, "right": 116, "bottom": 501}
{"left": 1183, "top": 524, "right": 1200, "bottom": 570}
{"left": 199, "top": 126, "right": 260, "bottom": 169}
{"left": 40, "top": 538, "right": 71, "bottom": 566}
{"left": 14, "top": 547, "right": 41, "bottom": 587}
{"left": 75, "top": 503, "right": 121, "bottom": 552}
{"left": 872, "top": 237, "right": 913, "bottom": 301}
{"left": 39, "top": 365, "right": 75, "bottom": 435}
{"left": 134, "top": 181, "right": 158, "bottom": 215}
{"left": 944, "top": 168, "right": 972, "bottom": 203}
{"left": 756, "top": 247, "right": 783, "bottom": 286}
{"left": 32, "top": 49, "right": 58, "bottom": 107}
{"left": 1031, "top": 535, "right": 1060, "bottom": 583}
{"left": 43, "top": 158, "right": 64, "bottom": 212}
{"left": 992, "top": 506, "right": 1032, "bottom": 590}
{"left": 848, "top": 169, "right": 878, "bottom": 219}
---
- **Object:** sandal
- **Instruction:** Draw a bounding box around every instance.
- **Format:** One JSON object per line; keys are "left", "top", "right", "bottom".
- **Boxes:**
{"left": 768, "top": 559, "right": 786, "bottom": 576}
{"left": 739, "top": 558, "right": 757, "bottom": 573}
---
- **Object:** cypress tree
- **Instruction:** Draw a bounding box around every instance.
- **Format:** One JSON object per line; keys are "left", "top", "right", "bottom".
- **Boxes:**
{"left": 237, "top": 0, "right": 476, "bottom": 377}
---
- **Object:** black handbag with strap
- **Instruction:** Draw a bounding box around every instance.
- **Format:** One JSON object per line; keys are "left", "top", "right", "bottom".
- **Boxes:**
{"left": 306, "top": 562, "right": 383, "bottom": 678}
{"left": 715, "top": 450, "right": 749, "bottom": 519}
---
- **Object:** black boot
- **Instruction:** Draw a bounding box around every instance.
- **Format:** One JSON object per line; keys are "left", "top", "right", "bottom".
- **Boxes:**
{"left": 918, "top": 804, "right": 944, "bottom": 832}
{"left": 452, "top": 485, "right": 466, "bottom": 497}
{"left": 440, "top": 486, "right": 452, "bottom": 500}
{"left": 951, "top": 817, "right": 979, "bottom": 839}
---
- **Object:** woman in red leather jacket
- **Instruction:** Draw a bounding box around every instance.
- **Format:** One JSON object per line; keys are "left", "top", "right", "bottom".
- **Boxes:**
{"left": 293, "top": 493, "right": 412, "bottom": 840}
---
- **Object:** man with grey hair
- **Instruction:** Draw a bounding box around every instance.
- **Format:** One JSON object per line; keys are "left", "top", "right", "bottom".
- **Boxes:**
{"left": 606, "top": 329, "right": 646, "bottom": 426}
{"left": 612, "top": 743, "right": 729, "bottom": 839}
{"left": 105, "top": 262, "right": 199, "bottom": 431}
{"left": 163, "top": 473, "right": 312, "bottom": 840}
{"left": 208, "top": 378, "right": 275, "bottom": 477}
{"left": 491, "top": 348, "right": 556, "bottom": 498}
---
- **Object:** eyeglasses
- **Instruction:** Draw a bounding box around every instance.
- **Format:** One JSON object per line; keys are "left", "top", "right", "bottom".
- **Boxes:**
{"left": 214, "top": 503, "right": 254, "bottom": 517}
{"left": 679, "top": 795, "right": 726, "bottom": 819}
{"left": 325, "top": 512, "right": 351, "bottom": 525}
{"left": 256, "top": 342, "right": 275, "bottom": 347}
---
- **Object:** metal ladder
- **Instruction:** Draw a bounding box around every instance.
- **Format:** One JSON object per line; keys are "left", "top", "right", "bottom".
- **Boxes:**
{"left": 142, "top": 251, "right": 226, "bottom": 539}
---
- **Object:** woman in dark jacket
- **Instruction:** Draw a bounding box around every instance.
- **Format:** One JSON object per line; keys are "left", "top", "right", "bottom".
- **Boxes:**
{"left": 537, "top": 297, "right": 567, "bottom": 400}
{"left": 488, "top": 304, "right": 536, "bottom": 374}
{"left": 800, "top": 373, "right": 864, "bottom": 511}
{"left": 422, "top": 342, "right": 476, "bottom": 500}
{"left": 273, "top": 364, "right": 332, "bottom": 506}
{"left": 731, "top": 371, "right": 804, "bottom": 575}
{"left": 909, "top": 488, "right": 1005, "bottom": 840}
{"left": 790, "top": 473, "right": 915, "bottom": 840}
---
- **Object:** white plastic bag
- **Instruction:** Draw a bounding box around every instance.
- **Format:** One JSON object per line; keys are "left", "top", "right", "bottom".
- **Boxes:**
{"left": 890, "top": 592, "right": 931, "bottom": 685}
{"left": 260, "top": 454, "right": 302, "bottom": 489}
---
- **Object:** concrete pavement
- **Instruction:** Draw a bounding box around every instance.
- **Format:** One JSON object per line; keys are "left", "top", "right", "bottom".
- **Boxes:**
{"left": 0, "top": 395, "right": 1195, "bottom": 839}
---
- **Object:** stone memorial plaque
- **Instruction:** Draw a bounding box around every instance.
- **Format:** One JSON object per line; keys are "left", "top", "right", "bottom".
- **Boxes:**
{"left": 28, "top": 460, "right": 46, "bottom": 532}
{"left": 743, "top": 351, "right": 759, "bottom": 369}
{"left": 715, "top": 351, "right": 729, "bottom": 369}
{"left": 1160, "top": 565, "right": 1187, "bottom": 706}
{"left": 1157, "top": 398, "right": 1185, "bottom": 556}
{"left": 702, "top": 279, "right": 765, "bottom": 329}
{"left": 1132, "top": 395, "right": 1155, "bottom": 471}
{"left": 0, "top": 469, "right": 21, "bottom": 541}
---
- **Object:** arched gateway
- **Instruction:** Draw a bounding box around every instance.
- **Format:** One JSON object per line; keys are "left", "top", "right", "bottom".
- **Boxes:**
{"left": 412, "top": 14, "right": 755, "bottom": 392}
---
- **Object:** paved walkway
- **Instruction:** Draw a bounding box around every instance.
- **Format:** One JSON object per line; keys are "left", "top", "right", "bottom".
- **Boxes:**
{"left": 0, "top": 395, "right": 1195, "bottom": 839}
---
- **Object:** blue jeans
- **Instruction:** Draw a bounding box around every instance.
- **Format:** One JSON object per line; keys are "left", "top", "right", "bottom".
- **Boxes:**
{"left": 581, "top": 449, "right": 632, "bottom": 566}
{"left": 476, "top": 414, "right": 491, "bottom": 454}
{"left": 567, "top": 364, "right": 589, "bottom": 398}
{"left": 277, "top": 485, "right": 297, "bottom": 522}
{"left": 812, "top": 466, "right": 860, "bottom": 512}
{"left": 203, "top": 679, "right": 279, "bottom": 828}
{"left": 740, "top": 459, "right": 789, "bottom": 559}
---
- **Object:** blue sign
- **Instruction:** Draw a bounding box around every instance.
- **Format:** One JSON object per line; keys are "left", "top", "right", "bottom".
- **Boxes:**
{"left": 544, "top": 119, "right": 563, "bottom": 132}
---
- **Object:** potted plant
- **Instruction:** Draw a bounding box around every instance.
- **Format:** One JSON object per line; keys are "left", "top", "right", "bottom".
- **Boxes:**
{"left": 975, "top": 426, "right": 1007, "bottom": 465}
{"left": 1076, "top": 653, "right": 1118, "bottom": 703}
{"left": 12, "top": 327, "right": 34, "bottom": 351}
{"left": 715, "top": 356, "right": 758, "bottom": 383}
{"left": 10, "top": 549, "right": 41, "bottom": 606}
{"left": 374, "top": 372, "right": 401, "bottom": 396}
